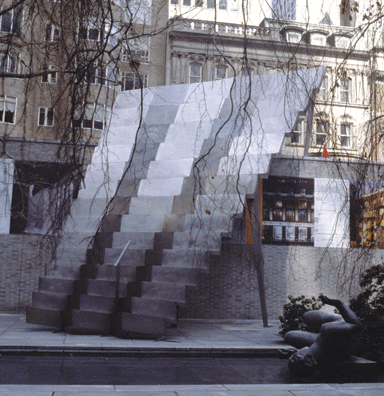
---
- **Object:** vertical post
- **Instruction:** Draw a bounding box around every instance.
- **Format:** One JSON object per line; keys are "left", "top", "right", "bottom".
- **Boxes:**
{"left": 250, "top": 177, "right": 268, "bottom": 327}
{"left": 114, "top": 240, "right": 131, "bottom": 301}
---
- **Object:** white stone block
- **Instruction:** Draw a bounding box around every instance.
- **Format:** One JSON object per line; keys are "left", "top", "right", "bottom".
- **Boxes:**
{"left": 217, "top": 154, "right": 271, "bottom": 175}
{"left": 146, "top": 159, "right": 194, "bottom": 179}
{"left": 129, "top": 196, "right": 174, "bottom": 215}
{"left": 138, "top": 177, "right": 184, "bottom": 196}
{"left": 120, "top": 214, "right": 164, "bottom": 232}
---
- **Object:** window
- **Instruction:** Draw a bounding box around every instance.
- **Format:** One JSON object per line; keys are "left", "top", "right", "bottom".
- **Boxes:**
{"left": 0, "top": 96, "right": 16, "bottom": 124}
{"left": 271, "top": 0, "right": 296, "bottom": 20}
{"left": 340, "top": 123, "right": 351, "bottom": 148}
{"left": 45, "top": 24, "right": 60, "bottom": 42}
{"left": 286, "top": 31, "right": 301, "bottom": 43}
{"left": 207, "top": 0, "right": 215, "bottom": 8}
{"left": 319, "top": 75, "right": 328, "bottom": 101}
{"left": 0, "top": 52, "right": 17, "bottom": 74}
{"left": 104, "top": 23, "right": 119, "bottom": 45}
{"left": 216, "top": 65, "right": 227, "bottom": 80}
{"left": 79, "top": 19, "right": 101, "bottom": 41}
{"left": 170, "top": 0, "right": 178, "bottom": 4}
{"left": 41, "top": 65, "right": 57, "bottom": 84}
{"left": 74, "top": 104, "right": 107, "bottom": 130}
{"left": 38, "top": 107, "right": 54, "bottom": 126}
{"left": 229, "top": 0, "right": 238, "bottom": 11}
{"left": 292, "top": 119, "right": 305, "bottom": 144}
{"left": 315, "top": 121, "right": 328, "bottom": 146}
{"left": 189, "top": 63, "right": 201, "bottom": 83}
{"left": 0, "top": 7, "right": 22, "bottom": 34}
{"left": 219, "top": 0, "right": 227, "bottom": 9}
{"left": 183, "top": 0, "right": 191, "bottom": 4}
{"left": 122, "top": 37, "right": 149, "bottom": 63}
{"left": 122, "top": 72, "right": 148, "bottom": 91}
{"left": 340, "top": 77, "right": 350, "bottom": 102}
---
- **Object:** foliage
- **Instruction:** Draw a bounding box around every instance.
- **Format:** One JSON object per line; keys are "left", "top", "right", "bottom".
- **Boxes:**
{"left": 349, "top": 264, "right": 384, "bottom": 361}
{"left": 278, "top": 295, "right": 324, "bottom": 336}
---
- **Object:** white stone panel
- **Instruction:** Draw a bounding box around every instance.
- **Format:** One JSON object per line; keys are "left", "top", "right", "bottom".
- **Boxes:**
{"left": 120, "top": 214, "right": 164, "bottom": 232}
{"left": 129, "top": 196, "right": 174, "bottom": 215}
{"left": 138, "top": 177, "right": 184, "bottom": 196}
{"left": 314, "top": 178, "right": 350, "bottom": 248}
{"left": 146, "top": 159, "right": 194, "bottom": 179}
{"left": 217, "top": 154, "right": 271, "bottom": 175}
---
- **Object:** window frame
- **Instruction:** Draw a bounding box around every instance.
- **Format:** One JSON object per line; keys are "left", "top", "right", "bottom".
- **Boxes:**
{"left": 45, "top": 23, "right": 60, "bottom": 42}
{"left": 38, "top": 107, "right": 54, "bottom": 127}
{"left": 291, "top": 118, "right": 305, "bottom": 145}
{"left": 189, "top": 63, "right": 202, "bottom": 84}
{"left": 121, "top": 72, "right": 148, "bottom": 91}
{"left": 79, "top": 19, "right": 101, "bottom": 41}
{"left": 340, "top": 76, "right": 351, "bottom": 103}
{"left": 318, "top": 75, "right": 328, "bottom": 101}
{"left": 340, "top": 123, "right": 352, "bottom": 148}
{"left": 41, "top": 65, "right": 57, "bottom": 84}
{"left": 73, "top": 103, "right": 108, "bottom": 131}
{"left": 0, "top": 96, "right": 17, "bottom": 124}
{"left": 215, "top": 64, "right": 227, "bottom": 80}
{"left": 315, "top": 120, "right": 328, "bottom": 146}
{"left": 0, "top": 7, "right": 23, "bottom": 35}
{"left": 0, "top": 51, "right": 17, "bottom": 74}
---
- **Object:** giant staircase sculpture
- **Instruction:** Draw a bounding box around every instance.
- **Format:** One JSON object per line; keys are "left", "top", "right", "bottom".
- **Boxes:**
{"left": 27, "top": 69, "right": 324, "bottom": 338}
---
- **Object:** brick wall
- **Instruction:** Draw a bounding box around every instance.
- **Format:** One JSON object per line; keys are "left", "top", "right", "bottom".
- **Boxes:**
{"left": 180, "top": 243, "right": 384, "bottom": 320}
{"left": 0, "top": 235, "right": 51, "bottom": 313}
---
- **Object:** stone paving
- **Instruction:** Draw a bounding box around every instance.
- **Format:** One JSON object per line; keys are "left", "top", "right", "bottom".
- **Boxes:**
{"left": 0, "top": 314, "right": 382, "bottom": 395}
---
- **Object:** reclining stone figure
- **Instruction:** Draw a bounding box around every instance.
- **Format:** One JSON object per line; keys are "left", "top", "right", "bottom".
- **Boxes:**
{"left": 281, "top": 295, "right": 363, "bottom": 374}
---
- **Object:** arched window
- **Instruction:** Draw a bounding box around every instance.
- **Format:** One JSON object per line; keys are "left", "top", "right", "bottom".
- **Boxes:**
{"left": 216, "top": 65, "right": 227, "bottom": 80}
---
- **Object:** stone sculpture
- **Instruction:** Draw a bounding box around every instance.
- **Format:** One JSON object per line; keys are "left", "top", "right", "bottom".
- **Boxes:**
{"left": 280, "top": 295, "right": 363, "bottom": 375}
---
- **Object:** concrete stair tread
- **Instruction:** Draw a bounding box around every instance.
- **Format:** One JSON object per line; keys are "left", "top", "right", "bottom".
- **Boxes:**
{"left": 130, "top": 296, "right": 177, "bottom": 321}
{"left": 116, "top": 312, "right": 166, "bottom": 339}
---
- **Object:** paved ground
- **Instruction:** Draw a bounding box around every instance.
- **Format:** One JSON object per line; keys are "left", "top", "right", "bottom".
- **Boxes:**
{"left": 0, "top": 314, "right": 382, "bottom": 395}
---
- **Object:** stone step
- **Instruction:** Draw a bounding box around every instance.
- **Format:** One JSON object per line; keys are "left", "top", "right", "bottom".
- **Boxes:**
{"left": 96, "top": 264, "right": 137, "bottom": 281}
{"left": 38, "top": 277, "right": 76, "bottom": 294}
{"left": 68, "top": 309, "right": 111, "bottom": 335}
{"left": 26, "top": 306, "right": 69, "bottom": 328}
{"left": 172, "top": 231, "right": 222, "bottom": 250}
{"left": 87, "top": 279, "right": 128, "bottom": 298}
{"left": 138, "top": 281, "right": 186, "bottom": 304}
{"left": 120, "top": 214, "right": 164, "bottom": 233}
{"left": 146, "top": 158, "right": 194, "bottom": 179}
{"left": 130, "top": 297, "right": 177, "bottom": 321}
{"left": 129, "top": 196, "right": 174, "bottom": 215}
{"left": 31, "top": 291, "right": 70, "bottom": 311}
{"left": 76, "top": 294, "right": 117, "bottom": 313}
{"left": 103, "top": 248, "right": 146, "bottom": 266}
{"left": 161, "top": 248, "right": 213, "bottom": 268}
{"left": 114, "top": 312, "right": 166, "bottom": 339}
{"left": 138, "top": 177, "right": 184, "bottom": 197}
{"left": 151, "top": 266, "right": 198, "bottom": 286}
{"left": 112, "top": 232, "right": 155, "bottom": 249}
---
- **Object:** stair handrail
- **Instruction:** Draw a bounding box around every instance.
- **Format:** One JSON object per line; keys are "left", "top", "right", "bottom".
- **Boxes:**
{"left": 114, "top": 240, "right": 131, "bottom": 300}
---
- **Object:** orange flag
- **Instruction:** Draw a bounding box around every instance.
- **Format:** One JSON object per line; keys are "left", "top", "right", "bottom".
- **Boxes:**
{"left": 322, "top": 145, "right": 330, "bottom": 158}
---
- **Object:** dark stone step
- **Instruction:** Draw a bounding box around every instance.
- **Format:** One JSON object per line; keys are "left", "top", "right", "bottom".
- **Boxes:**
{"left": 151, "top": 266, "right": 197, "bottom": 285}
{"left": 31, "top": 291, "right": 70, "bottom": 311}
{"left": 38, "top": 277, "right": 75, "bottom": 294}
{"left": 87, "top": 279, "right": 128, "bottom": 298}
{"left": 26, "top": 306, "right": 66, "bottom": 328}
{"left": 113, "top": 312, "right": 166, "bottom": 339}
{"left": 68, "top": 309, "right": 111, "bottom": 335}
{"left": 130, "top": 297, "right": 177, "bottom": 321}
{"left": 128, "top": 281, "right": 186, "bottom": 304}
{"left": 96, "top": 264, "right": 137, "bottom": 281}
